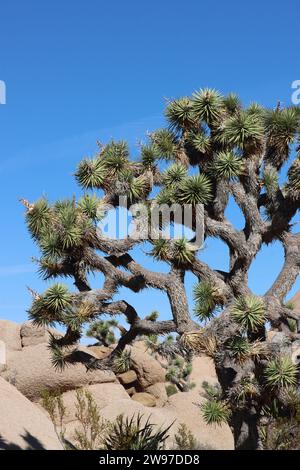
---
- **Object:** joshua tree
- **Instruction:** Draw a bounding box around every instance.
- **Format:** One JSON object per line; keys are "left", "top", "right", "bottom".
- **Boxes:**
{"left": 22, "top": 88, "right": 300, "bottom": 449}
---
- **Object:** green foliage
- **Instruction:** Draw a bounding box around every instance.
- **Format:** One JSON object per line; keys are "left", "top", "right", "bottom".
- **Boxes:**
{"left": 102, "top": 140, "right": 130, "bottom": 174}
{"left": 113, "top": 350, "right": 132, "bottom": 373}
{"left": 163, "top": 163, "right": 188, "bottom": 187}
{"left": 174, "top": 423, "right": 198, "bottom": 450}
{"left": 177, "top": 174, "right": 212, "bottom": 205}
{"left": 78, "top": 194, "right": 103, "bottom": 221}
{"left": 220, "top": 111, "right": 264, "bottom": 150}
{"left": 150, "top": 129, "right": 178, "bottom": 160}
{"left": 150, "top": 238, "right": 170, "bottom": 262}
{"left": 26, "top": 198, "right": 51, "bottom": 238}
{"left": 265, "top": 108, "right": 299, "bottom": 153}
{"left": 202, "top": 381, "right": 223, "bottom": 400}
{"left": 43, "top": 284, "right": 72, "bottom": 312}
{"left": 41, "top": 389, "right": 67, "bottom": 446}
{"left": 231, "top": 295, "right": 265, "bottom": 332}
{"left": 75, "top": 157, "right": 107, "bottom": 189}
{"left": 228, "top": 336, "right": 251, "bottom": 363}
{"left": 187, "top": 130, "right": 211, "bottom": 154}
{"left": 192, "top": 88, "right": 223, "bottom": 124}
{"left": 145, "top": 311, "right": 159, "bottom": 322}
{"left": 86, "top": 319, "right": 118, "bottom": 346}
{"left": 165, "top": 384, "right": 178, "bottom": 397}
{"left": 200, "top": 399, "right": 231, "bottom": 426}
{"left": 103, "top": 413, "right": 172, "bottom": 450}
{"left": 74, "top": 389, "right": 107, "bottom": 450}
{"left": 222, "top": 93, "right": 242, "bottom": 115}
{"left": 165, "top": 97, "right": 195, "bottom": 131}
{"left": 173, "top": 238, "right": 196, "bottom": 266}
{"left": 210, "top": 151, "right": 244, "bottom": 180}
{"left": 141, "top": 144, "right": 157, "bottom": 168}
{"left": 117, "top": 170, "right": 147, "bottom": 202}
{"left": 193, "top": 281, "right": 223, "bottom": 322}
{"left": 263, "top": 166, "right": 279, "bottom": 194}
{"left": 265, "top": 356, "right": 298, "bottom": 390}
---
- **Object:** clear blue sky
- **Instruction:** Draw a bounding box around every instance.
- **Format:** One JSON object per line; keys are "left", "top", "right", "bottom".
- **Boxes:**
{"left": 0, "top": 0, "right": 299, "bottom": 326}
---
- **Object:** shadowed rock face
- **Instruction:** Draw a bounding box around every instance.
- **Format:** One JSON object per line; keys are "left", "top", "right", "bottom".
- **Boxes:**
{"left": 0, "top": 377, "right": 63, "bottom": 450}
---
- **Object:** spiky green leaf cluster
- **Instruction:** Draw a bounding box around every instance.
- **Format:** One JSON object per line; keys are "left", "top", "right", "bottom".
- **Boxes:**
{"left": 210, "top": 152, "right": 244, "bottom": 180}
{"left": 103, "top": 413, "right": 172, "bottom": 450}
{"left": 220, "top": 111, "right": 264, "bottom": 150}
{"left": 201, "top": 399, "right": 231, "bottom": 426}
{"left": 265, "top": 356, "right": 298, "bottom": 390}
{"left": 165, "top": 97, "right": 195, "bottom": 131}
{"left": 231, "top": 295, "right": 265, "bottom": 332}
{"left": 193, "top": 281, "right": 223, "bottom": 322}
{"left": 150, "top": 129, "right": 178, "bottom": 160}
{"left": 192, "top": 88, "right": 223, "bottom": 124}
{"left": 75, "top": 158, "right": 107, "bottom": 189}
{"left": 162, "top": 163, "right": 187, "bottom": 187}
{"left": 177, "top": 174, "right": 212, "bottom": 205}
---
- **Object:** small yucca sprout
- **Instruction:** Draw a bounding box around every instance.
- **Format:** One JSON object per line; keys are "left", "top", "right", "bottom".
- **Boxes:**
{"left": 165, "top": 97, "right": 195, "bottom": 131}
{"left": 192, "top": 88, "right": 223, "bottom": 124}
{"left": 26, "top": 198, "right": 51, "bottom": 238}
{"left": 201, "top": 400, "right": 231, "bottom": 426}
{"left": 43, "top": 284, "right": 72, "bottom": 313}
{"left": 75, "top": 158, "right": 107, "bottom": 189}
{"left": 210, "top": 151, "right": 245, "bottom": 180}
{"left": 177, "top": 174, "right": 212, "bottom": 205}
{"left": 231, "top": 295, "right": 265, "bottom": 332}
{"left": 265, "top": 356, "right": 298, "bottom": 390}
{"left": 163, "top": 163, "right": 187, "bottom": 187}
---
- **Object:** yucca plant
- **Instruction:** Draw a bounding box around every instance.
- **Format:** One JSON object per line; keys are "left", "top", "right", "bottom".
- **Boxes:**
{"left": 187, "top": 130, "right": 211, "bottom": 154}
{"left": 172, "top": 238, "right": 196, "bottom": 266}
{"left": 210, "top": 151, "right": 244, "bottom": 180}
{"left": 222, "top": 93, "right": 242, "bottom": 115}
{"left": 75, "top": 157, "right": 107, "bottom": 189}
{"left": 149, "top": 238, "right": 170, "bottom": 262}
{"left": 103, "top": 413, "right": 172, "bottom": 450}
{"left": 228, "top": 336, "right": 251, "bottom": 363}
{"left": 165, "top": 97, "right": 195, "bottom": 131}
{"left": 200, "top": 399, "right": 231, "bottom": 426}
{"left": 163, "top": 163, "right": 188, "bottom": 187}
{"left": 193, "top": 281, "right": 223, "bottom": 322}
{"left": 265, "top": 356, "right": 298, "bottom": 390}
{"left": 86, "top": 319, "right": 118, "bottom": 347}
{"left": 150, "top": 128, "right": 178, "bottom": 160}
{"left": 25, "top": 198, "right": 51, "bottom": 238}
{"left": 231, "top": 295, "right": 265, "bottom": 332}
{"left": 192, "top": 88, "right": 223, "bottom": 125}
{"left": 113, "top": 350, "right": 132, "bottom": 373}
{"left": 177, "top": 174, "right": 212, "bottom": 205}
{"left": 220, "top": 111, "right": 264, "bottom": 150}
{"left": 141, "top": 144, "right": 157, "bottom": 168}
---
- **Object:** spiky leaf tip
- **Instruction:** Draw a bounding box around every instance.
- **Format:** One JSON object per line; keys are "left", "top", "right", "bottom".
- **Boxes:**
{"left": 201, "top": 400, "right": 231, "bottom": 426}
{"left": 75, "top": 158, "right": 107, "bottom": 189}
{"left": 231, "top": 295, "right": 265, "bottom": 332}
{"left": 210, "top": 151, "right": 245, "bottom": 180}
{"left": 265, "top": 356, "right": 298, "bottom": 390}
{"left": 177, "top": 174, "right": 212, "bottom": 205}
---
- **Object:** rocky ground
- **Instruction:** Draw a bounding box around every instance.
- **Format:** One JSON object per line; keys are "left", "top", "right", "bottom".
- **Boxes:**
{"left": 0, "top": 319, "right": 235, "bottom": 450}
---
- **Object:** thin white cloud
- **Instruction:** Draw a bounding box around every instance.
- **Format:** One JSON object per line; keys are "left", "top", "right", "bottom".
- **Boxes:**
{"left": 0, "top": 264, "right": 35, "bottom": 276}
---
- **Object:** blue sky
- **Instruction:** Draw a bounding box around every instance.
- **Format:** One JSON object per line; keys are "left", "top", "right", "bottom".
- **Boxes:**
{"left": 0, "top": 0, "right": 299, "bottom": 328}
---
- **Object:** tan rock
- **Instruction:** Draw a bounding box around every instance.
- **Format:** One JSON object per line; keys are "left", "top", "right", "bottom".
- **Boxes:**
{"left": 145, "top": 382, "right": 168, "bottom": 406}
{"left": 0, "top": 319, "right": 22, "bottom": 351}
{"left": 125, "top": 386, "right": 136, "bottom": 396}
{"left": 117, "top": 370, "right": 137, "bottom": 385}
{"left": 86, "top": 345, "right": 112, "bottom": 359}
{"left": 20, "top": 321, "right": 47, "bottom": 347}
{"left": 129, "top": 346, "right": 166, "bottom": 388}
{"left": 1, "top": 342, "right": 116, "bottom": 400}
{"left": 132, "top": 392, "right": 156, "bottom": 407}
{"left": 0, "top": 340, "right": 6, "bottom": 373}
{"left": 0, "top": 377, "right": 63, "bottom": 450}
